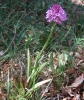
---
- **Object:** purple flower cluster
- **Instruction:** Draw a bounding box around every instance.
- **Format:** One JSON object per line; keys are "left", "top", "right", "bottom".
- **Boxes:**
{"left": 46, "top": 4, "right": 67, "bottom": 24}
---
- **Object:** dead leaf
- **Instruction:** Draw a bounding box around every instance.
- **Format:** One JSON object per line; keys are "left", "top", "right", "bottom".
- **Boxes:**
{"left": 63, "top": 97, "right": 71, "bottom": 100}
{"left": 66, "top": 68, "right": 76, "bottom": 74}
{"left": 77, "top": 60, "right": 84, "bottom": 66}
{"left": 72, "top": 94, "right": 80, "bottom": 100}
{"left": 78, "top": 47, "right": 84, "bottom": 54}
{"left": 3, "top": 64, "right": 8, "bottom": 74}
{"left": 33, "top": 79, "right": 52, "bottom": 89}
{"left": 22, "top": 77, "right": 27, "bottom": 88}
{"left": 70, "top": 74, "right": 84, "bottom": 88}
{"left": 72, "top": 0, "right": 84, "bottom": 6}
{"left": 0, "top": 89, "right": 6, "bottom": 100}
{"left": 65, "top": 87, "right": 74, "bottom": 97}
{"left": 28, "top": 79, "right": 52, "bottom": 92}
{"left": 83, "top": 91, "right": 84, "bottom": 99}
{"left": 75, "top": 52, "right": 82, "bottom": 59}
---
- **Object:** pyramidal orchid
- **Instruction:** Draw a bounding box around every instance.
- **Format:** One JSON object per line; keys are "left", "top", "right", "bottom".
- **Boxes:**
{"left": 46, "top": 4, "right": 67, "bottom": 24}
{"left": 33, "top": 4, "right": 67, "bottom": 75}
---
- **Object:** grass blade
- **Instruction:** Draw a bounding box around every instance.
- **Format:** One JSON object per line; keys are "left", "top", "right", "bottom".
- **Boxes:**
{"left": 27, "top": 48, "right": 31, "bottom": 79}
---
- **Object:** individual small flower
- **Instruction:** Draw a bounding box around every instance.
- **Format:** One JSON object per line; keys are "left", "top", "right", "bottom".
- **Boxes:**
{"left": 46, "top": 4, "right": 67, "bottom": 24}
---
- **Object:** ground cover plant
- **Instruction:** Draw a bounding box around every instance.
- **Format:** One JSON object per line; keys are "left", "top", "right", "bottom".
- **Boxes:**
{"left": 0, "top": 0, "right": 84, "bottom": 100}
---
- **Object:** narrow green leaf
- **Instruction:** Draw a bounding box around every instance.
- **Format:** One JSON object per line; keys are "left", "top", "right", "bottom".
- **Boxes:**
{"left": 31, "top": 62, "right": 48, "bottom": 80}
{"left": 50, "top": 52, "right": 54, "bottom": 67}
{"left": 27, "top": 48, "right": 31, "bottom": 78}
{"left": 26, "top": 35, "right": 32, "bottom": 48}
{"left": 33, "top": 23, "right": 56, "bottom": 71}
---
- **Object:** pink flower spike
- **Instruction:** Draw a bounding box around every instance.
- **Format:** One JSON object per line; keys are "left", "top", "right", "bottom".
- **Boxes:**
{"left": 46, "top": 4, "right": 67, "bottom": 24}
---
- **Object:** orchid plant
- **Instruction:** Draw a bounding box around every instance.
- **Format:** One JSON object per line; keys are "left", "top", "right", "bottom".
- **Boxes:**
{"left": 34, "top": 4, "right": 68, "bottom": 71}
{"left": 26, "top": 4, "right": 67, "bottom": 98}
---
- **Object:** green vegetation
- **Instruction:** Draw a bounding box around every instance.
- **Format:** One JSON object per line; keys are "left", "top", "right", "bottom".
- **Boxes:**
{"left": 0, "top": 0, "right": 84, "bottom": 100}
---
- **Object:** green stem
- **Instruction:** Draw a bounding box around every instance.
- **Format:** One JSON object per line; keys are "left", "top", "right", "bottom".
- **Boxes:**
{"left": 34, "top": 23, "right": 56, "bottom": 69}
